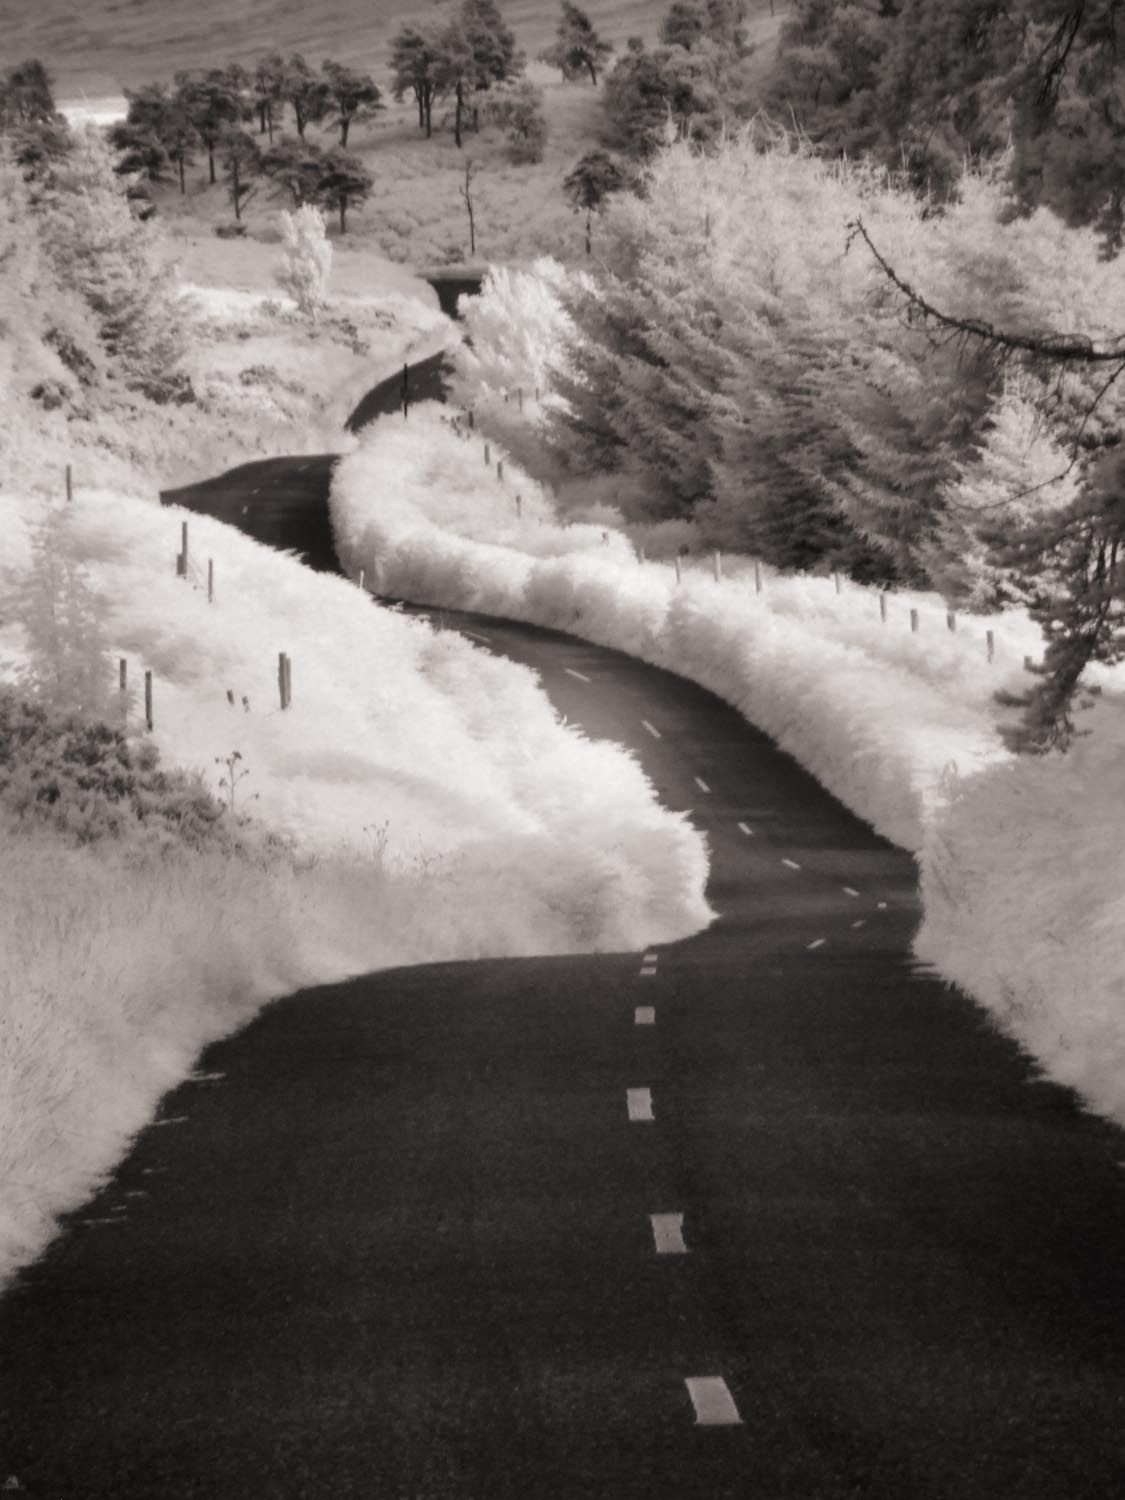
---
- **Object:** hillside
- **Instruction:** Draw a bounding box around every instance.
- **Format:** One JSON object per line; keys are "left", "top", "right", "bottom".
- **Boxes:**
{"left": 9, "top": 1, "right": 785, "bottom": 101}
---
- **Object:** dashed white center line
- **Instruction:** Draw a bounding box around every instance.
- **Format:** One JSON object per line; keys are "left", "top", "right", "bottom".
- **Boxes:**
{"left": 781, "top": 858, "right": 801, "bottom": 871}
{"left": 694, "top": 776, "right": 711, "bottom": 793}
{"left": 807, "top": 938, "right": 826, "bottom": 950}
{"left": 464, "top": 630, "right": 491, "bottom": 644}
{"left": 153, "top": 1116, "right": 188, "bottom": 1127}
{"left": 627, "top": 1087, "right": 654, "bottom": 1122}
{"left": 642, "top": 952, "right": 658, "bottom": 965}
{"left": 650, "top": 1213, "right": 688, "bottom": 1254}
{"left": 737, "top": 822, "right": 753, "bottom": 836}
{"left": 852, "top": 919, "right": 866, "bottom": 929}
{"left": 843, "top": 886, "right": 861, "bottom": 898}
{"left": 639, "top": 966, "right": 657, "bottom": 977}
{"left": 641, "top": 720, "right": 662, "bottom": 739}
{"left": 297, "top": 462, "right": 309, "bottom": 471}
{"left": 685, "top": 1376, "right": 742, "bottom": 1427}
{"left": 564, "top": 667, "right": 591, "bottom": 682}
{"left": 635, "top": 1006, "right": 655, "bottom": 1025}
{"left": 877, "top": 901, "right": 888, "bottom": 910}
{"left": 191, "top": 1071, "right": 225, "bottom": 1083}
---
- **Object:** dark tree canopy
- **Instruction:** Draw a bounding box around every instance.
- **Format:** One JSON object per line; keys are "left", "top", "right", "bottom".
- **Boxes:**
{"left": 0, "top": 58, "right": 57, "bottom": 127}
{"left": 321, "top": 60, "right": 383, "bottom": 147}
{"left": 539, "top": 2, "right": 615, "bottom": 86}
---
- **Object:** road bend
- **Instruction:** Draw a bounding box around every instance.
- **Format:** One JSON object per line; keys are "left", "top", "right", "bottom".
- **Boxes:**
{"left": 3, "top": 396, "right": 1125, "bottom": 1500}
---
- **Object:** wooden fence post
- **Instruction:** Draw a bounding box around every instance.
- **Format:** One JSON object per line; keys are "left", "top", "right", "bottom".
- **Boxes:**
{"left": 675, "top": 556, "right": 682, "bottom": 584}
{"left": 834, "top": 571, "right": 841, "bottom": 594}
{"left": 207, "top": 559, "right": 214, "bottom": 603}
{"left": 181, "top": 521, "right": 189, "bottom": 575}
{"left": 754, "top": 560, "right": 762, "bottom": 594}
{"left": 144, "top": 670, "right": 153, "bottom": 731}
{"left": 278, "top": 652, "right": 291, "bottom": 710}
{"left": 910, "top": 608, "right": 919, "bottom": 634}
{"left": 119, "top": 658, "right": 127, "bottom": 693}
{"left": 879, "top": 591, "right": 887, "bottom": 623}
{"left": 468, "top": 409, "right": 475, "bottom": 431}
{"left": 515, "top": 493, "right": 522, "bottom": 518}
{"left": 987, "top": 629, "right": 994, "bottom": 662}
{"left": 284, "top": 653, "right": 292, "bottom": 708}
{"left": 712, "top": 551, "right": 722, "bottom": 582}
{"left": 65, "top": 464, "right": 73, "bottom": 504}
{"left": 517, "top": 387, "right": 524, "bottom": 413}
{"left": 497, "top": 460, "right": 504, "bottom": 482}
{"left": 946, "top": 611, "right": 956, "bottom": 633}
{"left": 484, "top": 442, "right": 490, "bottom": 466}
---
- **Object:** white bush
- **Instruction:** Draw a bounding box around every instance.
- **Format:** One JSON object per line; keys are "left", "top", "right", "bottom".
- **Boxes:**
{"left": 275, "top": 206, "right": 332, "bottom": 319}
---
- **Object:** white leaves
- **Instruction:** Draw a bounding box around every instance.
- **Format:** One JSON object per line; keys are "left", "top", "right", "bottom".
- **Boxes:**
{"left": 274, "top": 206, "right": 332, "bottom": 320}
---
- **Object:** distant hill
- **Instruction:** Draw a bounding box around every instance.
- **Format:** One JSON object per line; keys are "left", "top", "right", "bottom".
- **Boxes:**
{"left": 8, "top": 0, "right": 783, "bottom": 103}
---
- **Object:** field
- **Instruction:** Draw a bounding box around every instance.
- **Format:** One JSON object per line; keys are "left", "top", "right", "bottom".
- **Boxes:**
{"left": 7, "top": 0, "right": 787, "bottom": 101}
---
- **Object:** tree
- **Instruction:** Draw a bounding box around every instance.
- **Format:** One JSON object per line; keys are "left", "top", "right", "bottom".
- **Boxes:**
{"left": 563, "top": 149, "right": 629, "bottom": 253}
{"left": 601, "top": 40, "right": 729, "bottom": 157}
{"left": 315, "top": 147, "right": 373, "bottom": 232}
{"left": 114, "top": 83, "right": 198, "bottom": 193}
{"left": 481, "top": 78, "right": 548, "bottom": 162}
{"left": 280, "top": 53, "right": 330, "bottom": 140}
{"left": 321, "top": 60, "right": 383, "bottom": 147}
{"left": 251, "top": 52, "right": 286, "bottom": 141}
{"left": 37, "top": 128, "right": 189, "bottom": 395}
{"left": 460, "top": 157, "right": 478, "bottom": 255}
{"left": 260, "top": 135, "right": 325, "bottom": 207}
{"left": 174, "top": 66, "right": 249, "bottom": 185}
{"left": 389, "top": 23, "right": 448, "bottom": 137}
{"left": 435, "top": 17, "right": 477, "bottom": 148}
{"left": 220, "top": 128, "right": 262, "bottom": 221}
{"left": 660, "top": 3, "right": 707, "bottom": 50}
{"left": 10, "top": 116, "right": 72, "bottom": 184}
{"left": 0, "top": 58, "right": 57, "bottom": 128}
{"left": 539, "top": 2, "right": 614, "bottom": 86}
{"left": 275, "top": 204, "right": 331, "bottom": 317}
{"left": 109, "top": 117, "right": 170, "bottom": 185}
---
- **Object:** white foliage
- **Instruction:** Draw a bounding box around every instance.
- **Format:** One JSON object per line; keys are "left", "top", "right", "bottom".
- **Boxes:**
{"left": 275, "top": 206, "right": 332, "bottom": 319}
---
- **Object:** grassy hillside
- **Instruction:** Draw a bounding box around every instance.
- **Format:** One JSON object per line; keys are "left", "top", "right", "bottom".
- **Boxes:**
{"left": 16, "top": 1, "right": 784, "bottom": 101}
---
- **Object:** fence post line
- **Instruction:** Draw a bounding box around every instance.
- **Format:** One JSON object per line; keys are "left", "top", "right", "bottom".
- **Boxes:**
{"left": 207, "top": 558, "right": 214, "bottom": 603}
{"left": 910, "top": 608, "right": 919, "bottom": 634}
{"left": 986, "top": 629, "right": 995, "bottom": 662}
{"left": 65, "top": 463, "right": 73, "bottom": 504}
{"left": 144, "top": 670, "right": 153, "bottom": 731}
{"left": 946, "top": 611, "right": 956, "bottom": 633}
{"left": 879, "top": 591, "right": 887, "bottom": 623}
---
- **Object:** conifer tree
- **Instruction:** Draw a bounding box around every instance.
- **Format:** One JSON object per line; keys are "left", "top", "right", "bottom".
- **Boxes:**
{"left": 321, "top": 61, "right": 383, "bottom": 147}
{"left": 539, "top": 2, "right": 614, "bottom": 86}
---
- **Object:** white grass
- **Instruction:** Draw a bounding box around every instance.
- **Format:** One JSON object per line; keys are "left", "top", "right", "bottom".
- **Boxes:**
{"left": 332, "top": 401, "right": 1125, "bottom": 1132}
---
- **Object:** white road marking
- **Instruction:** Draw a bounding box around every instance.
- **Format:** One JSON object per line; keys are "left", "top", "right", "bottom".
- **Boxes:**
{"left": 627, "top": 1087, "right": 654, "bottom": 1122}
{"left": 643, "top": 952, "right": 658, "bottom": 964}
{"left": 843, "top": 887, "right": 860, "bottom": 898}
{"left": 685, "top": 1376, "right": 742, "bottom": 1426}
{"left": 641, "top": 720, "right": 662, "bottom": 739}
{"left": 464, "top": 629, "right": 491, "bottom": 644}
{"left": 81, "top": 1218, "right": 122, "bottom": 1227}
{"left": 191, "top": 1071, "right": 225, "bottom": 1083}
{"left": 639, "top": 966, "right": 657, "bottom": 978}
{"left": 852, "top": 919, "right": 866, "bottom": 929}
{"left": 650, "top": 1213, "right": 688, "bottom": 1254}
{"left": 250, "top": 487, "right": 260, "bottom": 495}
{"left": 297, "top": 462, "right": 309, "bottom": 471}
{"left": 807, "top": 938, "right": 826, "bottom": 950}
{"left": 635, "top": 1006, "right": 655, "bottom": 1025}
{"left": 140, "top": 1167, "right": 167, "bottom": 1175}
{"left": 564, "top": 667, "right": 591, "bottom": 682}
{"left": 781, "top": 858, "right": 801, "bottom": 871}
{"left": 737, "top": 822, "right": 753, "bottom": 836}
{"left": 694, "top": 776, "right": 711, "bottom": 793}
{"left": 153, "top": 1116, "right": 188, "bottom": 1127}
{"left": 877, "top": 901, "right": 888, "bottom": 910}
{"left": 124, "top": 1190, "right": 147, "bottom": 1199}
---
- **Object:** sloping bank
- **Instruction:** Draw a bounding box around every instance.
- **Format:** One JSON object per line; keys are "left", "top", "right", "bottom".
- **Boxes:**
{"left": 330, "top": 405, "right": 1125, "bottom": 1131}
{"left": 0, "top": 486, "right": 711, "bottom": 1289}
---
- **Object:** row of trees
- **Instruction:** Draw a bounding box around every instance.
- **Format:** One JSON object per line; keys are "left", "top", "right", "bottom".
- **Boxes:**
{"left": 540, "top": 122, "right": 1125, "bottom": 749}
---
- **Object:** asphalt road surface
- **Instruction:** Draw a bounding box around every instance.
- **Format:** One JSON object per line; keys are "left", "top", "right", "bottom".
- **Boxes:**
{"left": 5, "top": 379, "right": 1125, "bottom": 1500}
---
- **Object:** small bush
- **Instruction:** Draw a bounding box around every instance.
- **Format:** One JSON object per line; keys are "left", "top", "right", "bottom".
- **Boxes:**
{"left": 214, "top": 222, "right": 248, "bottom": 238}
{"left": 0, "top": 688, "right": 277, "bottom": 859}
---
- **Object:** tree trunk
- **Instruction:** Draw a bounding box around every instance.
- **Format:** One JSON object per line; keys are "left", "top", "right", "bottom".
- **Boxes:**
{"left": 585, "top": 209, "right": 592, "bottom": 254}
{"left": 233, "top": 170, "right": 242, "bottom": 220}
{"left": 266, "top": 104, "right": 274, "bottom": 143}
{"left": 339, "top": 198, "right": 347, "bottom": 234}
{"left": 295, "top": 105, "right": 306, "bottom": 138}
{"left": 340, "top": 115, "right": 349, "bottom": 147}
{"left": 178, "top": 154, "right": 185, "bottom": 194}
{"left": 257, "top": 102, "right": 267, "bottom": 133}
{"left": 416, "top": 87, "right": 424, "bottom": 128}
{"left": 454, "top": 81, "right": 463, "bottom": 148}
{"left": 424, "top": 90, "right": 433, "bottom": 138}
{"left": 472, "top": 105, "right": 480, "bottom": 131}
{"left": 588, "top": 60, "right": 598, "bottom": 86}
{"left": 208, "top": 143, "right": 216, "bottom": 185}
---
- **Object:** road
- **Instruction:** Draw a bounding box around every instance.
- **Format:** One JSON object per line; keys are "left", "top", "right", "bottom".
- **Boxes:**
{"left": 4, "top": 382, "right": 1125, "bottom": 1500}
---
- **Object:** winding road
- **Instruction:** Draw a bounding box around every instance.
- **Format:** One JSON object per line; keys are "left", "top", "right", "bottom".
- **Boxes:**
{"left": 4, "top": 354, "right": 1125, "bottom": 1500}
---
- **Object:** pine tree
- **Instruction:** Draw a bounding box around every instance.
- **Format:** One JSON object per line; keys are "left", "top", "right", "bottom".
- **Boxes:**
{"left": 321, "top": 61, "right": 383, "bottom": 147}
{"left": 220, "top": 128, "right": 262, "bottom": 221}
{"left": 389, "top": 23, "right": 448, "bottom": 137}
{"left": 314, "top": 148, "right": 372, "bottom": 233}
{"left": 174, "top": 66, "right": 249, "bottom": 185}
